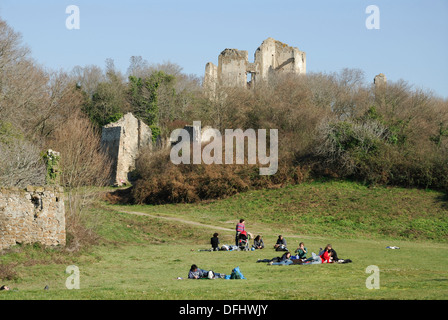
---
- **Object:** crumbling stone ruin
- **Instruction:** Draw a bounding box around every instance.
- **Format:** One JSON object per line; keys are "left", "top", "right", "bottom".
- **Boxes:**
{"left": 170, "top": 123, "right": 214, "bottom": 146}
{"left": 101, "top": 113, "right": 153, "bottom": 186}
{"left": 204, "top": 38, "right": 306, "bottom": 93}
{"left": 0, "top": 186, "right": 66, "bottom": 251}
{"left": 374, "top": 73, "right": 387, "bottom": 87}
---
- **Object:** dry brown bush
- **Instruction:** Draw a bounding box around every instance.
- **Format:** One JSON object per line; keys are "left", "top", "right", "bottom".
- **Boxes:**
{"left": 46, "top": 110, "right": 111, "bottom": 188}
{"left": 44, "top": 110, "right": 112, "bottom": 251}
{"left": 130, "top": 134, "right": 308, "bottom": 205}
{"left": 0, "top": 263, "right": 18, "bottom": 281}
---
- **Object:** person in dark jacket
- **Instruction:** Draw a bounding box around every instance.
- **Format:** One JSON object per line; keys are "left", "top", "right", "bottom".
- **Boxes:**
{"left": 323, "top": 244, "right": 339, "bottom": 261}
{"left": 211, "top": 233, "right": 220, "bottom": 251}
{"left": 270, "top": 251, "right": 292, "bottom": 265}
{"left": 253, "top": 235, "right": 265, "bottom": 249}
{"left": 257, "top": 251, "right": 292, "bottom": 264}
{"left": 274, "top": 235, "right": 287, "bottom": 250}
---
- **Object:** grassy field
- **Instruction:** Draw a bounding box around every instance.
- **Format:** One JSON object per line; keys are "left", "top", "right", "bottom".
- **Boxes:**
{"left": 1, "top": 180, "right": 447, "bottom": 300}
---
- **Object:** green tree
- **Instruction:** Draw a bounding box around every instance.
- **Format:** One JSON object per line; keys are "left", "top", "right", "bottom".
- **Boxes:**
{"left": 128, "top": 71, "right": 175, "bottom": 141}
{"left": 80, "top": 59, "right": 128, "bottom": 128}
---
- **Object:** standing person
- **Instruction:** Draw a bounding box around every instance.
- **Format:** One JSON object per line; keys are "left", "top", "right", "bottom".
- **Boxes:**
{"left": 235, "top": 219, "right": 245, "bottom": 246}
{"left": 211, "top": 233, "right": 220, "bottom": 251}
{"left": 294, "top": 242, "right": 307, "bottom": 259}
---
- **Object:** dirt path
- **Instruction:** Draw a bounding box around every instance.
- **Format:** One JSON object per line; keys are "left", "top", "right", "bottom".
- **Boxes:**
{"left": 118, "top": 209, "right": 324, "bottom": 241}
{"left": 120, "top": 210, "right": 235, "bottom": 232}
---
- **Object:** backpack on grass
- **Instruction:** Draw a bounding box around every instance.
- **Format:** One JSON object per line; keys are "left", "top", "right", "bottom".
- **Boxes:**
{"left": 230, "top": 266, "right": 245, "bottom": 279}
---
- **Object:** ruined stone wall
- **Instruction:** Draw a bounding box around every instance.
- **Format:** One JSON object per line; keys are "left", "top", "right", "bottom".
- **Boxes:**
{"left": 204, "top": 62, "right": 218, "bottom": 94}
{"left": 0, "top": 186, "right": 66, "bottom": 251}
{"left": 101, "top": 113, "right": 152, "bottom": 186}
{"left": 253, "top": 38, "right": 306, "bottom": 84}
{"left": 218, "top": 49, "right": 248, "bottom": 88}
{"left": 374, "top": 73, "right": 387, "bottom": 87}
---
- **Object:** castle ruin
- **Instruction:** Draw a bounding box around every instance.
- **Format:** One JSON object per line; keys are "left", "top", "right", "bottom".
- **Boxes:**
{"left": 101, "top": 113, "right": 153, "bottom": 186}
{"left": 374, "top": 73, "right": 387, "bottom": 87}
{"left": 204, "top": 38, "right": 306, "bottom": 93}
{"left": 0, "top": 186, "right": 66, "bottom": 251}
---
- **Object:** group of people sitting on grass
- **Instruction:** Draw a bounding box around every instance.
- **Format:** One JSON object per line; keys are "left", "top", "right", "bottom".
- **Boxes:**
{"left": 190, "top": 219, "right": 351, "bottom": 279}
{"left": 189, "top": 242, "right": 349, "bottom": 279}
{"left": 211, "top": 219, "right": 280, "bottom": 251}
{"left": 257, "top": 243, "right": 351, "bottom": 265}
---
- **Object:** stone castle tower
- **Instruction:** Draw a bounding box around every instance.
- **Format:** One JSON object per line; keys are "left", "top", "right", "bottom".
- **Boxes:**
{"left": 204, "top": 38, "right": 306, "bottom": 93}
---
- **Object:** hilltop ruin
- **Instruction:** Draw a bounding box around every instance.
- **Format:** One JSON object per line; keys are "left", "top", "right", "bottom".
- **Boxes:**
{"left": 204, "top": 38, "right": 306, "bottom": 93}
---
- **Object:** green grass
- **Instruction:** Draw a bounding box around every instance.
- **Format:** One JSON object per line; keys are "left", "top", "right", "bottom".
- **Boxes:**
{"left": 111, "top": 180, "right": 448, "bottom": 243}
{"left": 1, "top": 180, "right": 448, "bottom": 300}
{"left": 1, "top": 240, "right": 447, "bottom": 300}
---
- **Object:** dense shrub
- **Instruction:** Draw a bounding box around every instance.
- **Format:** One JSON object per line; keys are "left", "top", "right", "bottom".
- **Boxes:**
{"left": 127, "top": 69, "right": 448, "bottom": 204}
{"left": 130, "top": 140, "right": 312, "bottom": 204}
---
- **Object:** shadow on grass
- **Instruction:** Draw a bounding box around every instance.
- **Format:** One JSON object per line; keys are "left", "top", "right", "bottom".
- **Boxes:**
{"left": 435, "top": 192, "right": 448, "bottom": 209}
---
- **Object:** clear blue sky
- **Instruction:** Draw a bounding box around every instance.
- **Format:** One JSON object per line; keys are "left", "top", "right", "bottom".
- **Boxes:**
{"left": 1, "top": 0, "right": 447, "bottom": 98}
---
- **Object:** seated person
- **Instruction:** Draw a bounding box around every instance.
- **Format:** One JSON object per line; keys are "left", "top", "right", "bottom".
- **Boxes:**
{"left": 294, "top": 242, "right": 307, "bottom": 259}
{"left": 210, "top": 233, "right": 220, "bottom": 251}
{"left": 326, "top": 244, "right": 339, "bottom": 262}
{"left": 274, "top": 235, "right": 287, "bottom": 250}
{"left": 253, "top": 235, "right": 265, "bottom": 249}
{"left": 317, "top": 244, "right": 338, "bottom": 262}
{"left": 320, "top": 248, "right": 332, "bottom": 263}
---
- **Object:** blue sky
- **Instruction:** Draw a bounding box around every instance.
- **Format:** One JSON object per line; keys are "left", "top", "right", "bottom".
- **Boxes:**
{"left": 1, "top": 0, "right": 447, "bottom": 98}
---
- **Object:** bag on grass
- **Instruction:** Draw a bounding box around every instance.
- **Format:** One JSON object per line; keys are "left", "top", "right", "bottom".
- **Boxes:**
{"left": 230, "top": 266, "right": 246, "bottom": 279}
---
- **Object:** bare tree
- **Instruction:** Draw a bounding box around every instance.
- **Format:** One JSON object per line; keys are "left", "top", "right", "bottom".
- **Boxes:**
{"left": 0, "top": 138, "right": 46, "bottom": 188}
{"left": 71, "top": 64, "right": 105, "bottom": 98}
{"left": 126, "top": 55, "right": 149, "bottom": 78}
{"left": 46, "top": 110, "right": 111, "bottom": 188}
